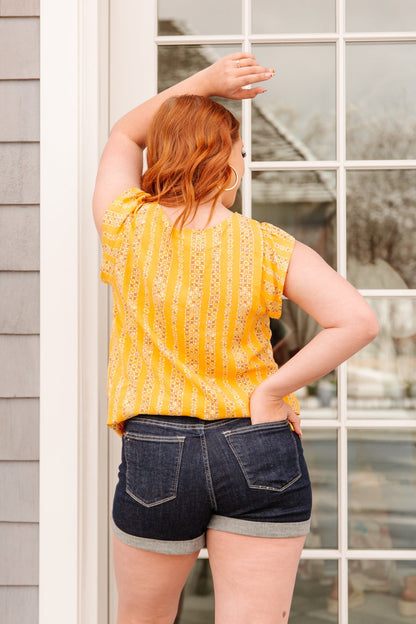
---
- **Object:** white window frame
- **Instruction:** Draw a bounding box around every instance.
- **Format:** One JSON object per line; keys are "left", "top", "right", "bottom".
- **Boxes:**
{"left": 156, "top": 2, "right": 416, "bottom": 623}
{"left": 39, "top": 1, "right": 416, "bottom": 623}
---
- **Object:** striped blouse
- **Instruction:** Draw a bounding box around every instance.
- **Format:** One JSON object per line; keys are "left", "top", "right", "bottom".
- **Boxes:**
{"left": 101, "top": 188, "right": 299, "bottom": 436}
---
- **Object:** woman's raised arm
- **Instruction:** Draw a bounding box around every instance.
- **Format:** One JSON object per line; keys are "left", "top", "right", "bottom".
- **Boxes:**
{"left": 92, "top": 53, "right": 274, "bottom": 236}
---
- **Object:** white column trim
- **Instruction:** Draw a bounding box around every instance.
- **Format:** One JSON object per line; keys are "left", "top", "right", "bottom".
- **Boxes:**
{"left": 40, "top": 1, "right": 108, "bottom": 623}
{"left": 78, "top": 0, "right": 110, "bottom": 623}
{"left": 40, "top": 0, "right": 79, "bottom": 621}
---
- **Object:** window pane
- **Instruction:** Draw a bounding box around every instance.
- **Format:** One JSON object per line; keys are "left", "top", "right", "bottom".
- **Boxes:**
{"left": 302, "top": 430, "right": 338, "bottom": 550}
{"left": 175, "top": 558, "right": 214, "bottom": 623}
{"left": 176, "top": 558, "right": 342, "bottom": 623}
{"left": 347, "top": 170, "right": 416, "bottom": 289}
{"left": 348, "top": 298, "right": 416, "bottom": 419}
{"left": 348, "top": 430, "right": 416, "bottom": 549}
{"left": 252, "top": 0, "right": 335, "bottom": 34}
{"left": 346, "top": 43, "right": 416, "bottom": 160}
{"left": 348, "top": 561, "right": 416, "bottom": 623}
{"left": 158, "top": 0, "right": 242, "bottom": 36}
{"left": 252, "top": 170, "right": 336, "bottom": 269}
{"left": 346, "top": 0, "right": 416, "bottom": 32}
{"left": 252, "top": 45, "right": 336, "bottom": 161}
{"left": 158, "top": 44, "right": 242, "bottom": 119}
{"left": 253, "top": 170, "right": 337, "bottom": 418}
{"left": 292, "top": 560, "right": 338, "bottom": 623}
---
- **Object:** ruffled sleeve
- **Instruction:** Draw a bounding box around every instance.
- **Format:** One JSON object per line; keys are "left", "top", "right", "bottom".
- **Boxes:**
{"left": 100, "top": 187, "right": 150, "bottom": 285}
{"left": 260, "top": 221, "right": 295, "bottom": 319}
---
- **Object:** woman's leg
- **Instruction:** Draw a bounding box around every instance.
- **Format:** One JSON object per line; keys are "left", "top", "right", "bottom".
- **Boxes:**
{"left": 206, "top": 528, "right": 306, "bottom": 624}
{"left": 112, "top": 533, "right": 199, "bottom": 624}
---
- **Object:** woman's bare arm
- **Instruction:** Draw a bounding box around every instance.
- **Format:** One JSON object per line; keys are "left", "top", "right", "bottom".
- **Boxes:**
{"left": 250, "top": 241, "right": 379, "bottom": 432}
{"left": 92, "top": 53, "right": 274, "bottom": 237}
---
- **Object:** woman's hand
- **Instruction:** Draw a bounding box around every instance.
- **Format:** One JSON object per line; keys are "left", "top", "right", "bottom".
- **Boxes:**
{"left": 203, "top": 53, "right": 274, "bottom": 100}
{"left": 249, "top": 382, "right": 303, "bottom": 436}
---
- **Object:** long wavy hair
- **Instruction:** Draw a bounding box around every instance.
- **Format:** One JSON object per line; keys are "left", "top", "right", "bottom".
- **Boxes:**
{"left": 141, "top": 95, "right": 240, "bottom": 230}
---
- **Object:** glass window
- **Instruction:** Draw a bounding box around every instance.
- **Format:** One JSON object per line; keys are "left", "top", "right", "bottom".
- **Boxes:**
{"left": 158, "top": 0, "right": 242, "bottom": 36}
{"left": 348, "top": 430, "right": 416, "bottom": 549}
{"left": 347, "top": 298, "right": 416, "bottom": 419}
{"left": 175, "top": 558, "right": 342, "bottom": 623}
{"left": 252, "top": 0, "right": 335, "bottom": 34}
{"left": 252, "top": 45, "right": 336, "bottom": 161}
{"left": 346, "top": 43, "right": 416, "bottom": 160}
{"left": 158, "top": 44, "right": 242, "bottom": 118}
{"left": 276, "top": 305, "right": 338, "bottom": 419}
{"left": 175, "top": 558, "right": 214, "bottom": 623}
{"left": 252, "top": 170, "right": 336, "bottom": 268}
{"left": 292, "top": 559, "right": 338, "bottom": 623}
{"left": 302, "top": 430, "right": 338, "bottom": 549}
{"left": 346, "top": 0, "right": 416, "bottom": 32}
{"left": 348, "top": 561, "right": 416, "bottom": 621}
{"left": 347, "top": 171, "right": 416, "bottom": 289}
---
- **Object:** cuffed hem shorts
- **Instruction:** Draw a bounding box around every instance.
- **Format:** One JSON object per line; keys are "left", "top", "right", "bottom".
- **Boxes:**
{"left": 112, "top": 415, "right": 312, "bottom": 555}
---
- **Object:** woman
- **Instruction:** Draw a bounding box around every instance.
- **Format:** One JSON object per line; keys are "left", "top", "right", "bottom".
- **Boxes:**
{"left": 93, "top": 54, "right": 378, "bottom": 624}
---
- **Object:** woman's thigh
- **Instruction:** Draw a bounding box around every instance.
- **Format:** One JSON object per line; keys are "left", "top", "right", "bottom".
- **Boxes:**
{"left": 206, "top": 528, "right": 306, "bottom": 624}
{"left": 112, "top": 533, "right": 199, "bottom": 624}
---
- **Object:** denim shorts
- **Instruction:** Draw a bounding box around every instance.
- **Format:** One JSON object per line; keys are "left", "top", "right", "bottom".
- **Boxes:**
{"left": 112, "top": 415, "right": 312, "bottom": 555}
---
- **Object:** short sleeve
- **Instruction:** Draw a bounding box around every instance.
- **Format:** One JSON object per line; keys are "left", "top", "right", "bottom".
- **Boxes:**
{"left": 260, "top": 222, "right": 295, "bottom": 319}
{"left": 100, "top": 187, "right": 149, "bottom": 285}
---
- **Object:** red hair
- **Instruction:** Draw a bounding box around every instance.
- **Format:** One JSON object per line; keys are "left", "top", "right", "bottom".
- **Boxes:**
{"left": 141, "top": 95, "right": 240, "bottom": 230}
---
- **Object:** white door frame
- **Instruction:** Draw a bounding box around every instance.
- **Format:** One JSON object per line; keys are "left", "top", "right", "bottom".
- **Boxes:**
{"left": 39, "top": 0, "right": 109, "bottom": 622}
{"left": 39, "top": 1, "right": 155, "bottom": 622}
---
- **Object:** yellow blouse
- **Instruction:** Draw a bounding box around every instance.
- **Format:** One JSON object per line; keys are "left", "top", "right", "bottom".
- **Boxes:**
{"left": 101, "top": 188, "right": 299, "bottom": 436}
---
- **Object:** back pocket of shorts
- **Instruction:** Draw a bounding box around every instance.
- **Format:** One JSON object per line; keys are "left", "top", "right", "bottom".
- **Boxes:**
{"left": 223, "top": 422, "right": 301, "bottom": 492}
{"left": 124, "top": 432, "right": 185, "bottom": 507}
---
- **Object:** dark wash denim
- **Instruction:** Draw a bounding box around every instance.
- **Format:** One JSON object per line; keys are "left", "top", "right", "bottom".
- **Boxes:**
{"left": 112, "top": 415, "right": 312, "bottom": 553}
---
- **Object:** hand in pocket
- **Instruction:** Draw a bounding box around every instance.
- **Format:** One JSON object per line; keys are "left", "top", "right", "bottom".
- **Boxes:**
{"left": 249, "top": 384, "right": 302, "bottom": 436}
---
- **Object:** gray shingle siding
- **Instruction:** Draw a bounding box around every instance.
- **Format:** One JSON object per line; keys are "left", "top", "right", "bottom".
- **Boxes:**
{"left": 0, "top": 4, "right": 40, "bottom": 622}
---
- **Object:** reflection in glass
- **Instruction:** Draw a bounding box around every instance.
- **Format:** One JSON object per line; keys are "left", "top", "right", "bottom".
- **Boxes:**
{"left": 346, "top": 0, "right": 416, "bottom": 32}
{"left": 176, "top": 558, "right": 340, "bottom": 623}
{"left": 346, "top": 43, "right": 416, "bottom": 160}
{"left": 252, "top": 45, "right": 335, "bottom": 161}
{"left": 158, "top": 44, "right": 243, "bottom": 214}
{"left": 158, "top": 45, "right": 240, "bottom": 113}
{"left": 302, "top": 430, "right": 338, "bottom": 549}
{"left": 347, "top": 171, "right": 416, "bottom": 289}
{"left": 252, "top": 0, "right": 335, "bottom": 34}
{"left": 175, "top": 559, "right": 214, "bottom": 623}
{"left": 291, "top": 560, "right": 338, "bottom": 623}
{"left": 347, "top": 298, "right": 416, "bottom": 418}
{"left": 348, "top": 430, "right": 416, "bottom": 550}
{"left": 273, "top": 299, "right": 338, "bottom": 418}
{"left": 348, "top": 561, "right": 416, "bottom": 623}
{"left": 158, "top": 44, "right": 242, "bottom": 119}
{"left": 253, "top": 170, "right": 337, "bottom": 416}
{"left": 252, "top": 170, "right": 336, "bottom": 267}
{"left": 158, "top": 0, "right": 241, "bottom": 36}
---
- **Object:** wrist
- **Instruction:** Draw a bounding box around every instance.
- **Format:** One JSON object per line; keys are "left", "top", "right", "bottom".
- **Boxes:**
{"left": 259, "top": 373, "right": 286, "bottom": 399}
{"left": 186, "top": 67, "right": 215, "bottom": 98}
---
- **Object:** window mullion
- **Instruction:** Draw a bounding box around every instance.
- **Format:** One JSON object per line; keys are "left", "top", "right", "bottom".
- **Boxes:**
{"left": 242, "top": 0, "right": 252, "bottom": 218}
{"left": 336, "top": 2, "right": 349, "bottom": 624}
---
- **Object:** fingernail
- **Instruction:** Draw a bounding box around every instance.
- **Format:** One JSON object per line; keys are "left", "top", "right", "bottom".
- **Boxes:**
{"left": 266, "top": 73, "right": 274, "bottom": 79}
{"left": 261, "top": 88, "right": 267, "bottom": 93}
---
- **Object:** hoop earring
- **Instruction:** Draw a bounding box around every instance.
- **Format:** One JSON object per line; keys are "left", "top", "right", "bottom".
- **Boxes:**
{"left": 224, "top": 165, "right": 239, "bottom": 191}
